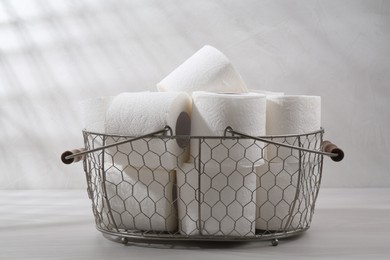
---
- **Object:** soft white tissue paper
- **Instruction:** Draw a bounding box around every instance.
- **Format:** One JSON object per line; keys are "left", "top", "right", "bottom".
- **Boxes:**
{"left": 176, "top": 163, "right": 201, "bottom": 235}
{"left": 103, "top": 165, "right": 177, "bottom": 232}
{"left": 201, "top": 162, "right": 257, "bottom": 236}
{"left": 191, "top": 91, "right": 266, "bottom": 166}
{"left": 157, "top": 45, "right": 248, "bottom": 94}
{"left": 106, "top": 92, "right": 191, "bottom": 136}
{"left": 266, "top": 95, "right": 321, "bottom": 135}
{"left": 176, "top": 162, "right": 257, "bottom": 236}
{"left": 256, "top": 162, "right": 307, "bottom": 231}
{"left": 105, "top": 92, "right": 191, "bottom": 169}
{"left": 80, "top": 96, "right": 114, "bottom": 133}
{"left": 266, "top": 95, "right": 321, "bottom": 162}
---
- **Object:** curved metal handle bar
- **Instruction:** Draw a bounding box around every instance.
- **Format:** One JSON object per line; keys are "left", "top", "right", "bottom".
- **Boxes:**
{"left": 62, "top": 126, "right": 344, "bottom": 164}
{"left": 62, "top": 126, "right": 172, "bottom": 163}
{"left": 224, "top": 126, "right": 343, "bottom": 160}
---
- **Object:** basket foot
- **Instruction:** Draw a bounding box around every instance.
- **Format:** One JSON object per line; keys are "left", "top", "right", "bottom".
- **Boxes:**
{"left": 271, "top": 238, "right": 279, "bottom": 246}
{"left": 121, "top": 237, "right": 129, "bottom": 245}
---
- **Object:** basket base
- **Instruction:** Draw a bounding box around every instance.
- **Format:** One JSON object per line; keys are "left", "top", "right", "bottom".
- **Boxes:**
{"left": 97, "top": 226, "right": 308, "bottom": 247}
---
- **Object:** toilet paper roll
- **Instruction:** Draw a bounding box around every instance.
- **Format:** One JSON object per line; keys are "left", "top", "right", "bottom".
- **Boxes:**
{"left": 202, "top": 161, "right": 257, "bottom": 236}
{"left": 103, "top": 165, "right": 177, "bottom": 232}
{"left": 191, "top": 91, "right": 266, "bottom": 167}
{"left": 157, "top": 45, "right": 248, "bottom": 94}
{"left": 80, "top": 96, "right": 114, "bottom": 133}
{"left": 256, "top": 162, "right": 307, "bottom": 231}
{"left": 105, "top": 92, "right": 191, "bottom": 169}
{"left": 176, "top": 163, "right": 201, "bottom": 235}
{"left": 266, "top": 95, "right": 321, "bottom": 162}
{"left": 176, "top": 161, "right": 257, "bottom": 236}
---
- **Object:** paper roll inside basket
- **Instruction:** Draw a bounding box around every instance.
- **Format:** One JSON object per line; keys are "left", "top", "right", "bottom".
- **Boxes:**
{"left": 176, "top": 163, "right": 201, "bottom": 235}
{"left": 176, "top": 162, "right": 256, "bottom": 236}
{"left": 256, "top": 162, "right": 307, "bottom": 231}
{"left": 191, "top": 91, "right": 266, "bottom": 167}
{"left": 157, "top": 45, "right": 248, "bottom": 94}
{"left": 105, "top": 92, "right": 191, "bottom": 170}
{"left": 266, "top": 95, "right": 321, "bottom": 162}
{"left": 103, "top": 166, "right": 177, "bottom": 232}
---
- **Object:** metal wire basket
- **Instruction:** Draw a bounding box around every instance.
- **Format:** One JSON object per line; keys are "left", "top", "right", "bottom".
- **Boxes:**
{"left": 62, "top": 127, "right": 343, "bottom": 246}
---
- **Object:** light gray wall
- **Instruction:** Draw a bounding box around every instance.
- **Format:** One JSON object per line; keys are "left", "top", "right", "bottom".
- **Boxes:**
{"left": 0, "top": 0, "right": 389, "bottom": 188}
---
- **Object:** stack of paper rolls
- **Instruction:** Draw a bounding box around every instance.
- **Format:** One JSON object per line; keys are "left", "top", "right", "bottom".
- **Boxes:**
{"left": 177, "top": 91, "right": 266, "bottom": 236}
{"left": 81, "top": 92, "right": 192, "bottom": 232}
{"left": 256, "top": 95, "right": 321, "bottom": 231}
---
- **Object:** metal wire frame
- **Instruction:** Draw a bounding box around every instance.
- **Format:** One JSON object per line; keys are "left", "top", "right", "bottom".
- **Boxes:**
{"left": 81, "top": 127, "right": 325, "bottom": 244}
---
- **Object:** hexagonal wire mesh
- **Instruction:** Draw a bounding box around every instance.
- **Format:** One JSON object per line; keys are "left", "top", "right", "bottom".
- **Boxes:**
{"left": 82, "top": 128, "right": 324, "bottom": 241}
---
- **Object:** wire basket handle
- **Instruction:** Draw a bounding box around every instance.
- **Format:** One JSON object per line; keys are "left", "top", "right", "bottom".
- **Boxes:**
{"left": 61, "top": 126, "right": 344, "bottom": 165}
{"left": 224, "top": 127, "right": 344, "bottom": 162}
{"left": 61, "top": 126, "right": 172, "bottom": 164}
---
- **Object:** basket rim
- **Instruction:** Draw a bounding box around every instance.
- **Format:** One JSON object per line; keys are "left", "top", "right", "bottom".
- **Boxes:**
{"left": 82, "top": 127, "right": 324, "bottom": 139}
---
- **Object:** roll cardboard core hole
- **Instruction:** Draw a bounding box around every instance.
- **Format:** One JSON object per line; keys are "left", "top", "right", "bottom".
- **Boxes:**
{"left": 175, "top": 112, "right": 191, "bottom": 148}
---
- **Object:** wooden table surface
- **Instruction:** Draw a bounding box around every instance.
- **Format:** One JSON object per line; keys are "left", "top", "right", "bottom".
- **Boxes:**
{"left": 0, "top": 188, "right": 389, "bottom": 259}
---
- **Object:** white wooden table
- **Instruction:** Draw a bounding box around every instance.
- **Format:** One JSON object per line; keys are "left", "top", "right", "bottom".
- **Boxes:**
{"left": 0, "top": 189, "right": 389, "bottom": 259}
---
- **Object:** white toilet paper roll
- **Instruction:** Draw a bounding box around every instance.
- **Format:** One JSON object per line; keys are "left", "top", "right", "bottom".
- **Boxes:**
{"left": 103, "top": 165, "right": 177, "bottom": 232}
{"left": 191, "top": 91, "right": 266, "bottom": 167}
{"left": 80, "top": 96, "right": 114, "bottom": 133}
{"left": 176, "top": 161, "right": 257, "bottom": 236}
{"left": 256, "top": 162, "right": 307, "bottom": 231}
{"left": 105, "top": 92, "right": 191, "bottom": 169}
{"left": 157, "top": 45, "right": 248, "bottom": 94}
{"left": 176, "top": 163, "right": 201, "bottom": 235}
{"left": 266, "top": 95, "right": 321, "bottom": 162}
{"left": 201, "top": 162, "right": 257, "bottom": 236}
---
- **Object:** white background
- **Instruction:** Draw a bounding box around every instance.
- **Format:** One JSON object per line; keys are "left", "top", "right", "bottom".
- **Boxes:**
{"left": 0, "top": 0, "right": 389, "bottom": 189}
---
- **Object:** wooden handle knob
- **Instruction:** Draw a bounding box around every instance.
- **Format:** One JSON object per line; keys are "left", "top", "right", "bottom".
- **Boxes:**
{"left": 61, "top": 148, "right": 86, "bottom": 164}
{"left": 322, "top": 141, "right": 344, "bottom": 162}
